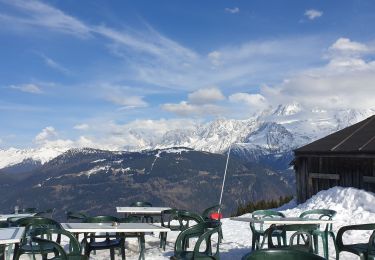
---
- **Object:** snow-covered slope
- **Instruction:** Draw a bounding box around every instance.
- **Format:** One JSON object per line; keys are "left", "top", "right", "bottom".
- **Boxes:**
{"left": 1, "top": 104, "right": 374, "bottom": 170}
{"left": 0, "top": 146, "right": 70, "bottom": 169}
{"left": 53, "top": 187, "right": 375, "bottom": 259}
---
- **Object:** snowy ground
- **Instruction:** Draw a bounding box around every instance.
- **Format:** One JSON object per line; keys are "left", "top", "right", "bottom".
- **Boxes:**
{"left": 19, "top": 187, "right": 375, "bottom": 259}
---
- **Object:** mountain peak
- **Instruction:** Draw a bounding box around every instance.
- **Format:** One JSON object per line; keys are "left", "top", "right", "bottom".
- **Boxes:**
{"left": 273, "top": 102, "right": 302, "bottom": 116}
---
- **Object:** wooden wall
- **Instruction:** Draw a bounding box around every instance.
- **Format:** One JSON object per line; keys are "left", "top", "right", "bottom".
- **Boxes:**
{"left": 295, "top": 155, "right": 375, "bottom": 203}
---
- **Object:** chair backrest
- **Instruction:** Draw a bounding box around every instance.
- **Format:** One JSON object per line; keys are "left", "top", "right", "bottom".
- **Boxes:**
{"left": 31, "top": 228, "right": 87, "bottom": 260}
{"left": 243, "top": 249, "right": 325, "bottom": 260}
{"left": 13, "top": 217, "right": 62, "bottom": 244}
{"left": 299, "top": 209, "right": 336, "bottom": 231}
{"left": 21, "top": 207, "right": 38, "bottom": 213}
{"left": 252, "top": 210, "right": 285, "bottom": 219}
{"left": 14, "top": 217, "right": 62, "bottom": 232}
{"left": 251, "top": 210, "right": 285, "bottom": 232}
{"left": 130, "top": 201, "right": 152, "bottom": 207}
{"left": 119, "top": 215, "right": 142, "bottom": 223}
{"left": 202, "top": 205, "right": 221, "bottom": 219}
{"left": 66, "top": 211, "right": 88, "bottom": 222}
{"left": 266, "top": 224, "right": 318, "bottom": 252}
{"left": 0, "top": 222, "right": 9, "bottom": 228}
{"left": 174, "top": 221, "right": 221, "bottom": 259}
{"left": 84, "top": 215, "right": 119, "bottom": 223}
{"left": 160, "top": 209, "right": 182, "bottom": 230}
{"left": 178, "top": 210, "right": 205, "bottom": 230}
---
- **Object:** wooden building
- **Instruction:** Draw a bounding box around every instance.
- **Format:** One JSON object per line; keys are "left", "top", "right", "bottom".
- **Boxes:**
{"left": 294, "top": 115, "right": 375, "bottom": 203}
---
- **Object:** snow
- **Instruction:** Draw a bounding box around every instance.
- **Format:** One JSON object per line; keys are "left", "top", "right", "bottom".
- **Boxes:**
{"left": 47, "top": 187, "right": 375, "bottom": 259}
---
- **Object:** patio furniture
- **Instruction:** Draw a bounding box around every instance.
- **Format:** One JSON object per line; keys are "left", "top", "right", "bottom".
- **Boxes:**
{"left": 0, "top": 227, "right": 25, "bottom": 260}
{"left": 13, "top": 217, "right": 62, "bottom": 260}
{"left": 116, "top": 206, "right": 171, "bottom": 224}
{"left": 202, "top": 205, "right": 221, "bottom": 221}
{"left": 249, "top": 210, "right": 286, "bottom": 250}
{"left": 119, "top": 216, "right": 145, "bottom": 257}
{"left": 82, "top": 216, "right": 125, "bottom": 260}
{"left": 30, "top": 228, "right": 88, "bottom": 260}
{"left": 242, "top": 249, "right": 325, "bottom": 260}
{"left": 66, "top": 211, "right": 88, "bottom": 222}
{"left": 61, "top": 222, "right": 170, "bottom": 260}
{"left": 160, "top": 209, "right": 181, "bottom": 250}
{"left": 336, "top": 223, "right": 375, "bottom": 260}
{"left": 299, "top": 209, "right": 337, "bottom": 259}
{"left": 170, "top": 221, "right": 221, "bottom": 260}
{"left": 130, "top": 202, "right": 154, "bottom": 223}
{"left": 264, "top": 224, "right": 318, "bottom": 252}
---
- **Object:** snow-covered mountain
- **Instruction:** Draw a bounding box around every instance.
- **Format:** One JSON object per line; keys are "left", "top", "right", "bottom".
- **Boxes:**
{"left": 1, "top": 104, "right": 374, "bottom": 170}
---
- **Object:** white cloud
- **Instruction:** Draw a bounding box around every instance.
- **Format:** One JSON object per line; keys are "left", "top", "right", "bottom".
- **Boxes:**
{"left": 9, "top": 83, "right": 43, "bottom": 94}
{"left": 106, "top": 95, "right": 148, "bottom": 109}
{"left": 329, "top": 38, "right": 369, "bottom": 55}
{"left": 34, "top": 126, "right": 58, "bottom": 144}
{"left": 0, "top": 0, "right": 91, "bottom": 37}
{"left": 225, "top": 7, "right": 240, "bottom": 14}
{"left": 162, "top": 101, "right": 224, "bottom": 117}
{"left": 188, "top": 88, "right": 225, "bottom": 104}
{"left": 39, "top": 53, "right": 70, "bottom": 74}
{"left": 261, "top": 38, "right": 375, "bottom": 110}
{"left": 304, "top": 9, "right": 323, "bottom": 20}
{"left": 229, "top": 93, "right": 268, "bottom": 109}
{"left": 74, "top": 124, "right": 89, "bottom": 130}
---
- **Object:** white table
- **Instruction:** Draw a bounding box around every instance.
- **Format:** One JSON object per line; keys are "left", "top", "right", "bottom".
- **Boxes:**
{"left": 0, "top": 214, "right": 35, "bottom": 222}
{"left": 0, "top": 227, "right": 25, "bottom": 245}
{"left": 230, "top": 217, "right": 334, "bottom": 225}
{"left": 62, "top": 223, "right": 169, "bottom": 260}
{"left": 61, "top": 222, "right": 170, "bottom": 233}
{"left": 0, "top": 227, "right": 25, "bottom": 260}
{"left": 116, "top": 207, "right": 171, "bottom": 215}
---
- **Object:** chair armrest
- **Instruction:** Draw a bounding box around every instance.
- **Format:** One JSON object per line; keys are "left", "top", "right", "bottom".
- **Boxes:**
{"left": 336, "top": 223, "right": 375, "bottom": 250}
{"left": 193, "top": 227, "right": 220, "bottom": 258}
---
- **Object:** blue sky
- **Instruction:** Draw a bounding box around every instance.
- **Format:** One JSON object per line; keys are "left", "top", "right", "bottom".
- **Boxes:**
{"left": 1, "top": 0, "right": 375, "bottom": 149}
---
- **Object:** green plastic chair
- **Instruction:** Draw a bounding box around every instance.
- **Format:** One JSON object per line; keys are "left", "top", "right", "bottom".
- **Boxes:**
{"left": 83, "top": 216, "right": 125, "bottom": 260}
{"left": 170, "top": 221, "right": 221, "bottom": 260}
{"left": 30, "top": 228, "right": 88, "bottom": 260}
{"left": 66, "top": 211, "right": 88, "bottom": 222}
{"left": 250, "top": 210, "right": 286, "bottom": 250}
{"left": 0, "top": 244, "right": 5, "bottom": 260}
{"left": 13, "top": 217, "right": 63, "bottom": 260}
{"left": 242, "top": 249, "right": 325, "bottom": 260}
{"left": 160, "top": 209, "right": 182, "bottom": 250}
{"left": 130, "top": 201, "right": 154, "bottom": 223}
{"left": 263, "top": 224, "right": 318, "bottom": 253}
{"left": 336, "top": 223, "right": 375, "bottom": 260}
{"left": 202, "top": 205, "right": 221, "bottom": 220}
{"left": 299, "top": 209, "right": 337, "bottom": 259}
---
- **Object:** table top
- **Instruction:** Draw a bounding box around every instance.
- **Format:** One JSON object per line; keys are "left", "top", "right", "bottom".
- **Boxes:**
{"left": 61, "top": 222, "right": 170, "bottom": 233}
{"left": 116, "top": 207, "right": 171, "bottom": 214}
{"left": 230, "top": 217, "right": 334, "bottom": 225}
{"left": 0, "top": 213, "right": 35, "bottom": 221}
{"left": 0, "top": 227, "right": 25, "bottom": 244}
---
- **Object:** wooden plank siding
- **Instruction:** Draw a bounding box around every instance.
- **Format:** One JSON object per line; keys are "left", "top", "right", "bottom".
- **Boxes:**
{"left": 295, "top": 156, "right": 375, "bottom": 203}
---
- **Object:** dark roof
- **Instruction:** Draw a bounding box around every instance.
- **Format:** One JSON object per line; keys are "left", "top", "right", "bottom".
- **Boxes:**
{"left": 295, "top": 115, "right": 375, "bottom": 154}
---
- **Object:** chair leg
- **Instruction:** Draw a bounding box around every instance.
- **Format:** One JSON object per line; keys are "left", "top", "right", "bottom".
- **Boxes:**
{"left": 110, "top": 248, "right": 115, "bottom": 260}
{"left": 138, "top": 235, "right": 145, "bottom": 260}
{"left": 251, "top": 234, "right": 256, "bottom": 250}
{"left": 329, "top": 231, "right": 338, "bottom": 257}
{"left": 313, "top": 234, "right": 319, "bottom": 254}
{"left": 322, "top": 234, "right": 329, "bottom": 260}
